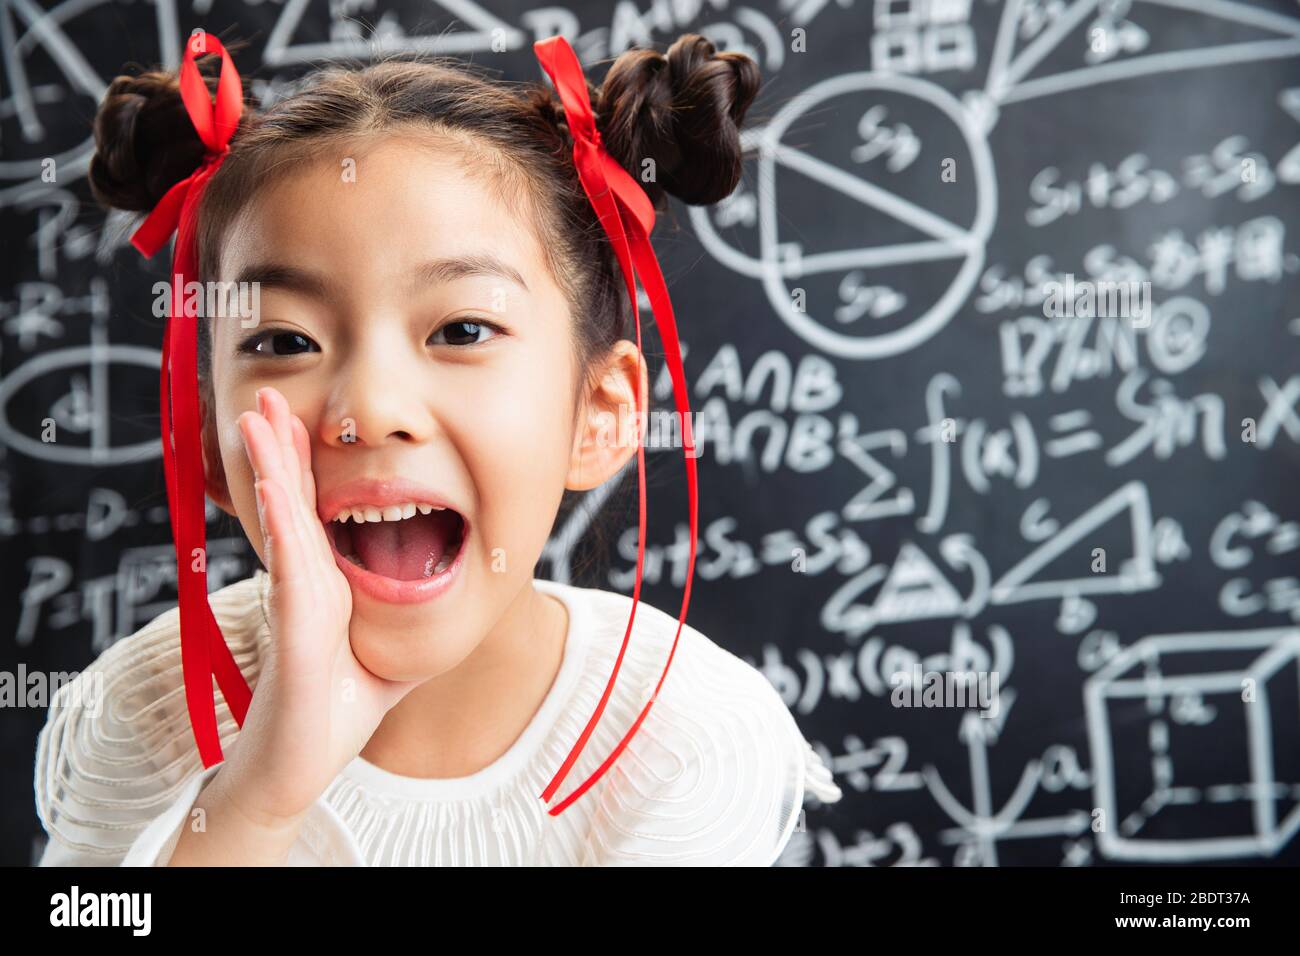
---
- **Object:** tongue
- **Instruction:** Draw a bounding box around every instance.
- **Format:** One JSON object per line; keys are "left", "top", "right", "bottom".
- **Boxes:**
{"left": 351, "top": 511, "right": 459, "bottom": 580}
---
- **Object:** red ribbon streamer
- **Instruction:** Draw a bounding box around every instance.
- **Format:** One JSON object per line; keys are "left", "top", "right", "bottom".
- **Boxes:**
{"left": 533, "top": 35, "right": 699, "bottom": 815}
{"left": 131, "top": 31, "right": 251, "bottom": 768}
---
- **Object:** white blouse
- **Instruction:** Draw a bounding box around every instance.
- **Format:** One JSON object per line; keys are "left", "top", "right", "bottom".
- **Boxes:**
{"left": 34, "top": 569, "right": 841, "bottom": 866}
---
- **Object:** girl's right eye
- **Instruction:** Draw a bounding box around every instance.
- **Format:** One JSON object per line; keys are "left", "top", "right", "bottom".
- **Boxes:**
{"left": 237, "top": 330, "right": 320, "bottom": 357}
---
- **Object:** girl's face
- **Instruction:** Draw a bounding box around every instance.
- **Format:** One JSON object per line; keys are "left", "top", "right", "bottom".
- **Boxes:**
{"left": 201, "top": 134, "right": 634, "bottom": 680}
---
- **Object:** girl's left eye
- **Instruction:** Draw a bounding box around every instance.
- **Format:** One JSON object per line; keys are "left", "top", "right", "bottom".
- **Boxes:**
{"left": 429, "top": 320, "right": 500, "bottom": 347}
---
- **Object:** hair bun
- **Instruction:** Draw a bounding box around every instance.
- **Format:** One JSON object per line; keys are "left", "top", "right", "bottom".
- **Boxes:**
{"left": 88, "top": 67, "right": 220, "bottom": 213}
{"left": 596, "top": 33, "right": 760, "bottom": 207}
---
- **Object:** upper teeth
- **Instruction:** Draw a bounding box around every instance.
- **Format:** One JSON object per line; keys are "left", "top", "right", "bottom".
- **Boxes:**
{"left": 331, "top": 502, "right": 446, "bottom": 523}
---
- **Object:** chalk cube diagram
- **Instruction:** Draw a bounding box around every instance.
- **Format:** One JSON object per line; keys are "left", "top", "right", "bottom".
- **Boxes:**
{"left": 1084, "top": 627, "right": 1300, "bottom": 861}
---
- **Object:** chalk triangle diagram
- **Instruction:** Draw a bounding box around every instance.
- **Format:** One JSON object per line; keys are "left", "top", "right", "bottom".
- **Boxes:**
{"left": 872, "top": 541, "right": 966, "bottom": 624}
{"left": 757, "top": 116, "right": 975, "bottom": 275}
{"left": 264, "top": 0, "right": 525, "bottom": 66}
{"left": 984, "top": 0, "right": 1300, "bottom": 106}
{"left": 991, "top": 481, "right": 1159, "bottom": 605}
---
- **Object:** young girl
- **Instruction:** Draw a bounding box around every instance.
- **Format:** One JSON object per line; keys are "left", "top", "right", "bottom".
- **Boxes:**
{"left": 34, "top": 29, "right": 841, "bottom": 867}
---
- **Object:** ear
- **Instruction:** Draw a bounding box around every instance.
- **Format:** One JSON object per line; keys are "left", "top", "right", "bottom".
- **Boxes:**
{"left": 200, "top": 395, "right": 237, "bottom": 518}
{"left": 566, "top": 339, "right": 648, "bottom": 491}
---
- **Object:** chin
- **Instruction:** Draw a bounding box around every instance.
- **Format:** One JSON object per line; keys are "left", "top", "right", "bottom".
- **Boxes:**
{"left": 347, "top": 617, "right": 480, "bottom": 683}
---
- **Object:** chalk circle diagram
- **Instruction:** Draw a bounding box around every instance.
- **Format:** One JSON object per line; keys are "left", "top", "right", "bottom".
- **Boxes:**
{"left": 0, "top": 336, "right": 161, "bottom": 465}
{"left": 690, "top": 0, "right": 1300, "bottom": 362}
{"left": 690, "top": 71, "right": 998, "bottom": 361}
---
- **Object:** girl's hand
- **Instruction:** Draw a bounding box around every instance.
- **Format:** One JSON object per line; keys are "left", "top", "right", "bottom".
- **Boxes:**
{"left": 218, "top": 386, "right": 423, "bottom": 826}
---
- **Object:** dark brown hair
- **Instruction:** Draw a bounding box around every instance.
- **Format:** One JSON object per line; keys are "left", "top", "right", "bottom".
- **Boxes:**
{"left": 88, "top": 34, "right": 760, "bottom": 575}
{"left": 90, "top": 34, "right": 758, "bottom": 386}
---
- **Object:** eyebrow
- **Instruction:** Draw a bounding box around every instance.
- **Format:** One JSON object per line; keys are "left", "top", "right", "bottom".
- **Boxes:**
{"left": 232, "top": 253, "right": 529, "bottom": 300}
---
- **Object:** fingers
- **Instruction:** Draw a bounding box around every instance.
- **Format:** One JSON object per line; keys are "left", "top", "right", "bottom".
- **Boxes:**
{"left": 287, "top": 411, "right": 330, "bottom": 550}
{"left": 271, "top": 395, "right": 337, "bottom": 561}
{"left": 250, "top": 442, "right": 331, "bottom": 644}
{"left": 240, "top": 391, "right": 335, "bottom": 582}
{"left": 258, "top": 389, "right": 325, "bottom": 538}
{"left": 239, "top": 390, "right": 284, "bottom": 481}
{"left": 244, "top": 393, "right": 350, "bottom": 671}
{"left": 241, "top": 414, "right": 295, "bottom": 571}
{"left": 290, "top": 414, "right": 316, "bottom": 507}
{"left": 240, "top": 409, "right": 314, "bottom": 563}
{"left": 255, "top": 477, "right": 304, "bottom": 590}
{"left": 259, "top": 388, "right": 303, "bottom": 506}
{"left": 239, "top": 411, "right": 291, "bottom": 505}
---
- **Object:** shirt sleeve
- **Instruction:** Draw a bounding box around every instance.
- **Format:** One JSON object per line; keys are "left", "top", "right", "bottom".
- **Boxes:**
{"left": 35, "top": 682, "right": 366, "bottom": 867}
{"left": 119, "top": 766, "right": 365, "bottom": 866}
{"left": 580, "top": 640, "right": 842, "bottom": 867}
{"left": 32, "top": 583, "right": 366, "bottom": 867}
{"left": 34, "top": 759, "right": 215, "bottom": 866}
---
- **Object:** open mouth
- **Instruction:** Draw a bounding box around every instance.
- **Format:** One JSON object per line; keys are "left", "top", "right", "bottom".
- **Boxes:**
{"left": 326, "top": 503, "right": 467, "bottom": 582}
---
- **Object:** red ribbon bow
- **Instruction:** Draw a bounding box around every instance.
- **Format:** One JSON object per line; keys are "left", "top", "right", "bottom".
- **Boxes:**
{"left": 131, "top": 31, "right": 252, "bottom": 769}
{"left": 533, "top": 35, "right": 699, "bottom": 815}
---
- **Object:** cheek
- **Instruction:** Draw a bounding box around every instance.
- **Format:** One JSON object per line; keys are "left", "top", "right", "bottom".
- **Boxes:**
{"left": 457, "top": 343, "right": 575, "bottom": 543}
{"left": 208, "top": 352, "right": 265, "bottom": 549}
{"left": 216, "top": 413, "right": 265, "bottom": 555}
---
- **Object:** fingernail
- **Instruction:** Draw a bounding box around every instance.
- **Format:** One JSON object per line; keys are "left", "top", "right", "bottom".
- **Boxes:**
{"left": 255, "top": 480, "right": 265, "bottom": 513}
{"left": 256, "top": 389, "right": 266, "bottom": 414}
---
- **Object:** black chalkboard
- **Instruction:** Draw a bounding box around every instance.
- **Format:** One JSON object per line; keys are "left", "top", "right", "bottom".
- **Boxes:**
{"left": 3, "top": 0, "right": 1299, "bottom": 867}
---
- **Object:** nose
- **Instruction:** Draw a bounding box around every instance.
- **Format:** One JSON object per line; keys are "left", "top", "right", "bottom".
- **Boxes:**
{"left": 317, "top": 336, "right": 438, "bottom": 448}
